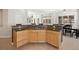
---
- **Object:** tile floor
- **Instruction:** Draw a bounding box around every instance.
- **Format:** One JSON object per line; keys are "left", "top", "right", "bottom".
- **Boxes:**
{"left": 61, "top": 36, "right": 79, "bottom": 50}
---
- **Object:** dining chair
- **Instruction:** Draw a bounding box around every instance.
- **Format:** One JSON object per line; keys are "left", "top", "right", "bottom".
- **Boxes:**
{"left": 63, "top": 25, "right": 72, "bottom": 37}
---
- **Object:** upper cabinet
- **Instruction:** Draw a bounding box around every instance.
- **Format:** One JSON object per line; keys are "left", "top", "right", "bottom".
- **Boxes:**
{"left": 58, "top": 15, "right": 74, "bottom": 25}
{"left": 58, "top": 16, "right": 62, "bottom": 24}
{"left": 69, "top": 15, "right": 74, "bottom": 24}
{"left": 63, "top": 16, "right": 69, "bottom": 24}
{"left": 42, "top": 16, "right": 53, "bottom": 25}
{"left": 26, "top": 9, "right": 78, "bottom": 26}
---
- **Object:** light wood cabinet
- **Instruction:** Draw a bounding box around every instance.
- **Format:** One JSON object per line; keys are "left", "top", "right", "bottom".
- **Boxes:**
{"left": 13, "top": 30, "right": 29, "bottom": 48}
{"left": 29, "top": 30, "right": 46, "bottom": 43}
{"left": 13, "top": 29, "right": 60, "bottom": 48}
{"left": 46, "top": 31, "right": 51, "bottom": 42}
{"left": 47, "top": 31, "right": 59, "bottom": 48}
{"left": 29, "top": 30, "right": 38, "bottom": 42}
{"left": 37, "top": 30, "right": 46, "bottom": 42}
{"left": 51, "top": 31, "right": 59, "bottom": 47}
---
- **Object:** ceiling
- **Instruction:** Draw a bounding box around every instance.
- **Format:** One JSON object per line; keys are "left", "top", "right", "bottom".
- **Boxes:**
{"left": 26, "top": 9, "right": 64, "bottom": 14}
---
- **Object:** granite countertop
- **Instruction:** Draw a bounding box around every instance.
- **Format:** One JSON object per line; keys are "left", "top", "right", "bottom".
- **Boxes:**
{"left": 12, "top": 25, "right": 62, "bottom": 32}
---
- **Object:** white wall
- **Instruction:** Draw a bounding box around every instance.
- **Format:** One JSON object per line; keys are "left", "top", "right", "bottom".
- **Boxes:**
{"left": 76, "top": 9, "right": 79, "bottom": 29}
{"left": 8, "top": 9, "right": 27, "bottom": 26}
{"left": 0, "top": 9, "right": 9, "bottom": 38}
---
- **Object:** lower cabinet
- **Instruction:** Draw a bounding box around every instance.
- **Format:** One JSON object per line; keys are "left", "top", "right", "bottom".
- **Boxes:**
{"left": 29, "top": 30, "right": 46, "bottom": 43}
{"left": 46, "top": 31, "right": 51, "bottom": 42}
{"left": 47, "top": 31, "right": 59, "bottom": 48}
{"left": 29, "top": 30, "right": 38, "bottom": 42}
{"left": 13, "top": 30, "right": 29, "bottom": 48}
{"left": 51, "top": 31, "right": 59, "bottom": 47}
{"left": 13, "top": 30, "right": 60, "bottom": 48}
{"left": 37, "top": 30, "right": 46, "bottom": 42}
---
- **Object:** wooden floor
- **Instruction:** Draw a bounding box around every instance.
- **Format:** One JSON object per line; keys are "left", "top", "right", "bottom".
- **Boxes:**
{"left": 0, "top": 38, "right": 58, "bottom": 50}
{"left": 1, "top": 36, "right": 79, "bottom": 50}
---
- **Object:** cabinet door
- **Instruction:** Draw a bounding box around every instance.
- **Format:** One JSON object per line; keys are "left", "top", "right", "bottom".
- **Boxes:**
{"left": 17, "top": 30, "right": 28, "bottom": 42}
{"left": 38, "top": 30, "right": 46, "bottom": 42}
{"left": 16, "top": 31, "right": 24, "bottom": 42}
{"left": 51, "top": 31, "right": 59, "bottom": 48}
{"left": 50, "top": 31, "right": 59, "bottom": 47}
{"left": 29, "top": 30, "right": 38, "bottom": 42}
{"left": 22, "top": 30, "right": 29, "bottom": 41}
{"left": 47, "top": 31, "right": 51, "bottom": 43}
{"left": 14, "top": 30, "right": 29, "bottom": 48}
{"left": 47, "top": 31, "right": 59, "bottom": 48}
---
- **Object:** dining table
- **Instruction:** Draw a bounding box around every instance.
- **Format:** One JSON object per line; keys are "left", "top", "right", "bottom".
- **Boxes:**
{"left": 63, "top": 27, "right": 79, "bottom": 39}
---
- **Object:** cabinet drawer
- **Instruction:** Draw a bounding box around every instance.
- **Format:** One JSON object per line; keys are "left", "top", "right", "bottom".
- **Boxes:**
{"left": 16, "top": 39, "right": 28, "bottom": 48}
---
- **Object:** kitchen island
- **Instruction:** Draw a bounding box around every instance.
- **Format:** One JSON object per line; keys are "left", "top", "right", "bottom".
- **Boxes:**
{"left": 12, "top": 25, "right": 62, "bottom": 48}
